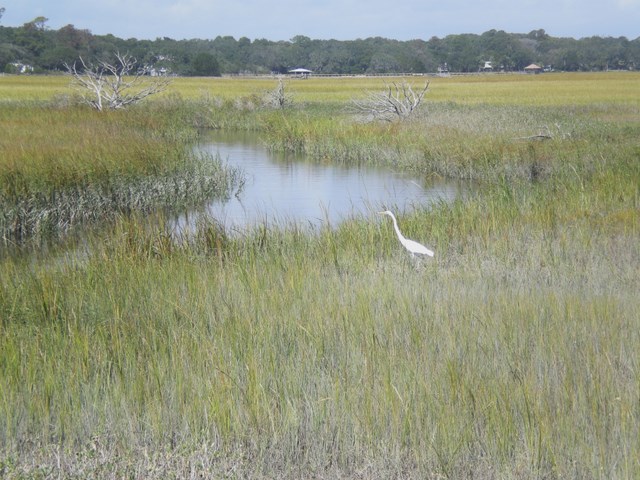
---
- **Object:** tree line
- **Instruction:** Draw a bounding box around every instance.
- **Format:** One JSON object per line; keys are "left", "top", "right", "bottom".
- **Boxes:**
{"left": 1, "top": 14, "right": 638, "bottom": 76}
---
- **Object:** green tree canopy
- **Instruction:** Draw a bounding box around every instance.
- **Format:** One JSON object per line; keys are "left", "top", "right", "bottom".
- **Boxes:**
{"left": 0, "top": 16, "right": 638, "bottom": 74}
{"left": 190, "top": 52, "right": 220, "bottom": 76}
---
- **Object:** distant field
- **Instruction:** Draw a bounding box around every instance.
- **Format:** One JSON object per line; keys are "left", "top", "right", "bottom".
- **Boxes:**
{"left": 1, "top": 71, "right": 639, "bottom": 105}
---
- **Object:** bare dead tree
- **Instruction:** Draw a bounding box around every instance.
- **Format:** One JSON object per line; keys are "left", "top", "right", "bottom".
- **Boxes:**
{"left": 265, "top": 77, "right": 293, "bottom": 109}
{"left": 350, "top": 80, "right": 429, "bottom": 122}
{"left": 65, "top": 52, "right": 171, "bottom": 111}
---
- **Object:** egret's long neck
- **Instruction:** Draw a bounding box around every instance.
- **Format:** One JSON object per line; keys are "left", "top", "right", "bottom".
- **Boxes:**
{"left": 390, "top": 216, "right": 405, "bottom": 242}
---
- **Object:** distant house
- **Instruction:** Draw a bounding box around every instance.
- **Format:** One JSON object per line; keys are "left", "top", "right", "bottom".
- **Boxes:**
{"left": 524, "top": 63, "right": 543, "bottom": 74}
{"left": 288, "top": 68, "right": 312, "bottom": 78}
{"left": 148, "top": 67, "right": 168, "bottom": 77}
{"left": 8, "top": 62, "right": 34, "bottom": 74}
{"left": 481, "top": 61, "right": 493, "bottom": 72}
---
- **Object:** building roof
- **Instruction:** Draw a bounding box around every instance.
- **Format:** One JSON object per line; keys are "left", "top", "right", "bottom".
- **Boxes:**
{"left": 524, "top": 63, "right": 542, "bottom": 70}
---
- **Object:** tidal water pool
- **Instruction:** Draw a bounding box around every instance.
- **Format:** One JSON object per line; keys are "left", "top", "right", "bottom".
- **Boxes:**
{"left": 176, "top": 130, "right": 466, "bottom": 232}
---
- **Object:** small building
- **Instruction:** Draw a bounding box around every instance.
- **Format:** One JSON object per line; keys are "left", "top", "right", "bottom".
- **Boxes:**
{"left": 524, "top": 63, "right": 543, "bottom": 74}
{"left": 288, "top": 68, "right": 312, "bottom": 78}
{"left": 481, "top": 61, "right": 493, "bottom": 72}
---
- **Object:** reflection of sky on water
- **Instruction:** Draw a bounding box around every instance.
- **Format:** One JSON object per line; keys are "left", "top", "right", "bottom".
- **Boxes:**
{"left": 176, "top": 131, "right": 464, "bottom": 232}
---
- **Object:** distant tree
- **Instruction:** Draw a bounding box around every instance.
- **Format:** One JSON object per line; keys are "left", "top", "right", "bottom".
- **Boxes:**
{"left": 446, "top": 34, "right": 482, "bottom": 72}
{"left": 16, "top": 16, "right": 49, "bottom": 58}
{"left": 528, "top": 29, "right": 549, "bottom": 40}
{"left": 562, "top": 49, "right": 581, "bottom": 71}
{"left": 367, "top": 52, "right": 400, "bottom": 73}
{"left": 190, "top": 52, "right": 220, "bottom": 76}
{"left": 0, "top": 43, "right": 28, "bottom": 71}
{"left": 0, "top": 20, "right": 638, "bottom": 75}
{"left": 57, "top": 24, "right": 93, "bottom": 55}
{"left": 406, "top": 39, "right": 437, "bottom": 72}
{"left": 40, "top": 45, "right": 78, "bottom": 70}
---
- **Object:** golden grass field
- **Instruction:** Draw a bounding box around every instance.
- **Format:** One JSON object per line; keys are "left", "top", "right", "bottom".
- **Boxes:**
{"left": 1, "top": 71, "right": 639, "bottom": 105}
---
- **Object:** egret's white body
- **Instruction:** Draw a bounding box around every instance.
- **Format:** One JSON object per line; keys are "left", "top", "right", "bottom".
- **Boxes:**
{"left": 379, "top": 210, "right": 434, "bottom": 258}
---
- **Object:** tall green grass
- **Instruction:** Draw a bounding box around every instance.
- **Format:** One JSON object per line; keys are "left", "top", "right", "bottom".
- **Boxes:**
{"left": 0, "top": 73, "right": 639, "bottom": 478}
{"left": 1, "top": 179, "right": 637, "bottom": 477}
{"left": 0, "top": 101, "right": 243, "bottom": 246}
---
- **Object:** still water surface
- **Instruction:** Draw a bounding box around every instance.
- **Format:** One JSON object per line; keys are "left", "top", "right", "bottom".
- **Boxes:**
{"left": 178, "top": 131, "right": 465, "bottom": 231}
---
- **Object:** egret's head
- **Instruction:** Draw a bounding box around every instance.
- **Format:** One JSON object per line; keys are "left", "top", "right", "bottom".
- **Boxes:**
{"left": 378, "top": 210, "right": 392, "bottom": 216}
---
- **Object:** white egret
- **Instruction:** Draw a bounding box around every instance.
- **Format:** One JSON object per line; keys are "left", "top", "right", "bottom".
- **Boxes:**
{"left": 378, "top": 210, "right": 434, "bottom": 258}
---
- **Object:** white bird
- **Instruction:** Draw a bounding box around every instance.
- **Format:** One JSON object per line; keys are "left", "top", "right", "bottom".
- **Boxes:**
{"left": 378, "top": 210, "right": 434, "bottom": 258}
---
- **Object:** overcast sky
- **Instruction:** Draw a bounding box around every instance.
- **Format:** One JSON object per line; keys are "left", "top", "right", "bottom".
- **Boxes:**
{"left": 2, "top": 0, "right": 639, "bottom": 41}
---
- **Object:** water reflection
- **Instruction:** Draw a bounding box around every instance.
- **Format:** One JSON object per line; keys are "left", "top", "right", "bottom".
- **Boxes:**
{"left": 178, "top": 130, "right": 464, "bottom": 231}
